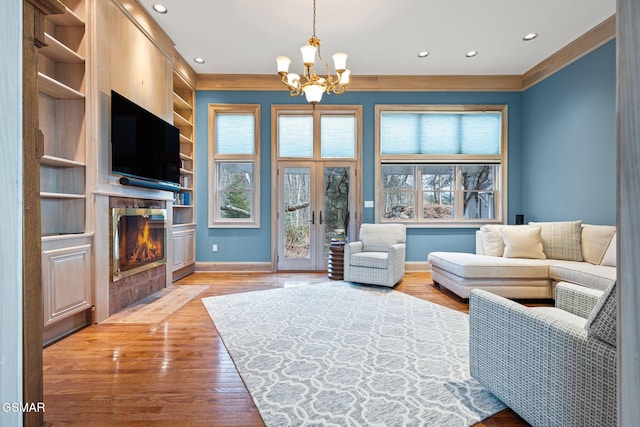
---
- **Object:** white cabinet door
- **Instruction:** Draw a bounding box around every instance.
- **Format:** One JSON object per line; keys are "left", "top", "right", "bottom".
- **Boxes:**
{"left": 42, "top": 244, "right": 92, "bottom": 326}
{"left": 184, "top": 229, "right": 195, "bottom": 265}
{"left": 173, "top": 231, "right": 185, "bottom": 270}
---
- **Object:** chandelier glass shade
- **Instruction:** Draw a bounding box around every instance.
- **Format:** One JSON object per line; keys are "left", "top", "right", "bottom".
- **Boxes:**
{"left": 276, "top": 0, "right": 350, "bottom": 104}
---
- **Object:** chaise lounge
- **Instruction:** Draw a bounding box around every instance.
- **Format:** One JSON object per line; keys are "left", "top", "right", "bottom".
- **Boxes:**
{"left": 428, "top": 221, "right": 616, "bottom": 299}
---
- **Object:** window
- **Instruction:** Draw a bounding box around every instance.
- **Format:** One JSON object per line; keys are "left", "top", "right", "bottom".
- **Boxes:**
{"left": 376, "top": 105, "right": 507, "bottom": 226}
{"left": 276, "top": 106, "right": 358, "bottom": 160}
{"left": 208, "top": 104, "right": 260, "bottom": 227}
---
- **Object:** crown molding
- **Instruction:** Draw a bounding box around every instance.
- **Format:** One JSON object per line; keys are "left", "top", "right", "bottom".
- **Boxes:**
{"left": 522, "top": 14, "right": 616, "bottom": 90}
{"left": 196, "top": 15, "right": 616, "bottom": 93}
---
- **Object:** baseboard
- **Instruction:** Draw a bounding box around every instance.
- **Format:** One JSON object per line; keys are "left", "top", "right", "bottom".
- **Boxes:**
{"left": 194, "top": 261, "right": 430, "bottom": 274}
{"left": 196, "top": 261, "right": 273, "bottom": 273}
{"left": 405, "top": 261, "right": 431, "bottom": 272}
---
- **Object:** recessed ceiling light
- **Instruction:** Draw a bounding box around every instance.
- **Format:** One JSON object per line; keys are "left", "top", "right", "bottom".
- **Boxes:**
{"left": 465, "top": 51, "right": 478, "bottom": 58}
{"left": 523, "top": 33, "right": 538, "bottom": 41}
{"left": 152, "top": 4, "right": 167, "bottom": 14}
{"left": 417, "top": 51, "right": 430, "bottom": 58}
{"left": 193, "top": 57, "right": 206, "bottom": 64}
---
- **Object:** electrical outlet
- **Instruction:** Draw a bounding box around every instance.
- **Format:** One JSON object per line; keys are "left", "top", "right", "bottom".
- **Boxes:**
{"left": 212, "top": 244, "right": 218, "bottom": 253}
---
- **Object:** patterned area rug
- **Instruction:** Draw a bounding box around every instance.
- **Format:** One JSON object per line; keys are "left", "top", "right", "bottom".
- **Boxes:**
{"left": 202, "top": 282, "right": 505, "bottom": 426}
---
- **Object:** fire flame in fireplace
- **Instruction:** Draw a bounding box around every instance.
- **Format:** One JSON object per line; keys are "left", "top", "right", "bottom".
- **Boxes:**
{"left": 130, "top": 219, "right": 163, "bottom": 264}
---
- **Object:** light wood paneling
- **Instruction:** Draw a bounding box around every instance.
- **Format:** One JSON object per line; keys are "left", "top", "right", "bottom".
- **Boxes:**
{"left": 616, "top": 1, "right": 640, "bottom": 425}
{"left": 42, "top": 272, "right": 539, "bottom": 426}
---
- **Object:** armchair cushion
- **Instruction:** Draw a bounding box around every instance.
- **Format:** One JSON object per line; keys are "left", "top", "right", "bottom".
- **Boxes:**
{"left": 350, "top": 252, "right": 388, "bottom": 269}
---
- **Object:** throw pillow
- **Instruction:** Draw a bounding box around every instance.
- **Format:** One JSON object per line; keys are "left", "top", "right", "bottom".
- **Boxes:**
{"left": 581, "top": 225, "right": 616, "bottom": 265}
{"left": 586, "top": 282, "right": 617, "bottom": 347}
{"left": 600, "top": 233, "right": 617, "bottom": 267}
{"left": 529, "top": 220, "right": 583, "bottom": 261}
{"left": 501, "top": 226, "right": 546, "bottom": 259}
{"left": 480, "top": 225, "right": 505, "bottom": 257}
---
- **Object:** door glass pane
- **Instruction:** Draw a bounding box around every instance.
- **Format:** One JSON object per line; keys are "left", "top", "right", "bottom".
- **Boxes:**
{"left": 321, "top": 116, "right": 355, "bottom": 158}
{"left": 283, "top": 167, "right": 311, "bottom": 259}
{"left": 279, "top": 116, "right": 313, "bottom": 157}
{"left": 323, "top": 167, "right": 350, "bottom": 251}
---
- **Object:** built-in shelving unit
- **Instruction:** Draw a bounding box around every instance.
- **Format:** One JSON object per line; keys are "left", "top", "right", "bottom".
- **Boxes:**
{"left": 38, "top": 0, "right": 92, "bottom": 343}
{"left": 172, "top": 56, "right": 196, "bottom": 280}
{"left": 172, "top": 70, "right": 195, "bottom": 225}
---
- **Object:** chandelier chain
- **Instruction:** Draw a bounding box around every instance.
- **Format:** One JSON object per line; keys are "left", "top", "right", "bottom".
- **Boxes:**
{"left": 312, "top": 0, "right": 317, "bottom": 38}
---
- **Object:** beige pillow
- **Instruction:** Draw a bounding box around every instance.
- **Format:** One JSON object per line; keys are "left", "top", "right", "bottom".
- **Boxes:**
{"left": 601, "top": 233, "right": 617, "bottom": 267}
{"left": 480, "top": 225, "right": 505, "bottom": 257}
{"left": 529, "top": 220, "right": 583, "bottom": 261}
{"left": 501, "top": 226, "right": 546, "bottom": 259}
{"left": 581, "top": 225, "right": 616, "bottom": 265}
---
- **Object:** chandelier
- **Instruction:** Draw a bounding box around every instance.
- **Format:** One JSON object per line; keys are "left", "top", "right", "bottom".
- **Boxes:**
{"left": 276, "top": 0, "right": 350, "bottom": 104}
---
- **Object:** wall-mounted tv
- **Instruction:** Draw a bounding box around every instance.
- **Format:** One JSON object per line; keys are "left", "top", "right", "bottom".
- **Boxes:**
{"left": 111, "top": 90, "right": 180, "bottom": 189}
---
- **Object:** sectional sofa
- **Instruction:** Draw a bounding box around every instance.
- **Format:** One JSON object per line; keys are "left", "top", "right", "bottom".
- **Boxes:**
{"left": 428, "top": 221, "right": 616, "bottom": 299}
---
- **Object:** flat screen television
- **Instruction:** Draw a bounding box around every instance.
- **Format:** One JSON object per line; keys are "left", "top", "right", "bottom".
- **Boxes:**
{"left": 111, "top": 90, "right": 181, "bottom": 189}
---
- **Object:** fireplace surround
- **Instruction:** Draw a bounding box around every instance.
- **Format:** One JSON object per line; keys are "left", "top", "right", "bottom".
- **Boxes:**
{"left": 109, "top": 197, "right": 168, "bottom": 315}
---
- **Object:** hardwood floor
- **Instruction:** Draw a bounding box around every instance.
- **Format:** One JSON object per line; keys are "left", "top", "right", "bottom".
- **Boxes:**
{"left": 43, "top": 272, "right": 533, "bottom": 426}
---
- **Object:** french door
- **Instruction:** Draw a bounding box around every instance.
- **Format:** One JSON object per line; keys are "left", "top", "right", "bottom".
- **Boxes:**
{"left": 277, "top": 161, "right": 356, "bottom": 271}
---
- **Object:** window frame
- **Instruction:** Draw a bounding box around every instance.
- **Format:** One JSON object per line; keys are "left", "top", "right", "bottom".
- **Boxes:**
{"left": 208, "top": 104, "right": 261, "bottom": 228}
{"left": 375, "top": 104, "right": 508, "bottom": 227}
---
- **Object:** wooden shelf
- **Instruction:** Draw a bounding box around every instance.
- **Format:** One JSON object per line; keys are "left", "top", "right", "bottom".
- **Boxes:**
{"left": 173, "top": 92, "right": 192, "bottom": 111}
{"left": 46, "top": 5, "right": 84, "bottom": 27}
{"left": 173, "top": 111, "right": 192, "bottom": 128}
{"left": 173, "top": 204, "right": 193, "bottom": 208}
{"left": 38, "top": 72, "right": 84, "bottom": 99}
{"left": 179, "top": 168, "right": 193, "bottom": 175}
{"left": 179, "top": 134, "right": 193, "bottom": 145}
{"left": 40, "top": 155, "right": 85, "bottom": 168}
{"left": 179, "top": 153, "right": 193, "bottom": 162}
{"left": 40, "top": 33, "right": 85, "bottom": 63}
{"left": 40, "top": 192, "right": 86, "bottom": 199}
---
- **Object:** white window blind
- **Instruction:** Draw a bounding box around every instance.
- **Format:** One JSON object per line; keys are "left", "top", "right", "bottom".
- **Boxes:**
{"left": 380, "top": 112, "right": 501, "bottom": 155}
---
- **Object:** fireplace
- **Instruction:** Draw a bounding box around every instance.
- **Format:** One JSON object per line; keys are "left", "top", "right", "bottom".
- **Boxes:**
{"left": 112, "top": 207, "right": 167, "bottom": 281}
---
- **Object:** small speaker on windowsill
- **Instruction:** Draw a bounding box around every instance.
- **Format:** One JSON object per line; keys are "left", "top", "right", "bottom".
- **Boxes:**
{"left": 515, "top": 214, "right": 525, "bottom": 225}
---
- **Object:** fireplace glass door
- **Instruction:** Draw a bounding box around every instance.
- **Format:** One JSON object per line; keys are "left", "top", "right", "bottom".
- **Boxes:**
{"left": 112, "top": 208, "right": 167, "bottom": 280}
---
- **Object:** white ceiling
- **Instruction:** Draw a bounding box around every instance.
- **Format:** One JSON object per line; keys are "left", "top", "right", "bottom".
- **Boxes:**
{"left": 138, "top": 0, "right": 615, "bottom": 76}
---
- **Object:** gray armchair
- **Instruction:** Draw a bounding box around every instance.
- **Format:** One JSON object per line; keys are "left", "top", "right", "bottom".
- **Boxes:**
{"left": 469, "top": 281, "right": 617, "bottom": 427}
{"left": 344, "top": 223, "right": 406, "bottom": 287}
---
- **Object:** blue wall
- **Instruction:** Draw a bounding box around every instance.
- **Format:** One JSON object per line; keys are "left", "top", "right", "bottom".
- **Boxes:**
{"left": 522, "top": 40, "right": 616, "bottom": 225}
{"left": 194, "top": 41, "right": 616, "bottom": 264}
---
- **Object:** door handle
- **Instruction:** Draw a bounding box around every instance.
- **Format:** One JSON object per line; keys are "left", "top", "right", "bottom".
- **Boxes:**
{"left": 310, "top": 211, "right": 315, "bottom": 225}
{"left": 319, "top": 211, "right": 324, "bottom": 224}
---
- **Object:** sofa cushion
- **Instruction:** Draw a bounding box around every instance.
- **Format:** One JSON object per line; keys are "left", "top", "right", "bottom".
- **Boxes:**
{"left": 586, "top": 282, "right": 617, "bottom": 346}
{"left": 600, "top": 233, "right": 617, "bottom": 267}
{"left": 549, "top": 262, "right": 616, "bottom": 291}
{"left": 502, "top": 226, "right": 546, "bottom": 259}
{"left": 350, "top": 252, "right": 387, "bottom": 269}
{"left": 428, "top": 252, "right": 552, "bottom": 279}
{"left": 529, "top": 220, "right": 583, "bottom": 262}
{"left": 581, "top": 225, "right": 616, "bottom": 265}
